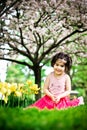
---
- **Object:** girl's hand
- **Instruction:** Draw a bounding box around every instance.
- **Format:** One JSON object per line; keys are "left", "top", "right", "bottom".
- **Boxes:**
{"left": 50, "top": 95, "right": 56, "bottom": 102}
{"left": 55, "top": 96, "right": 61, "bottom": 104}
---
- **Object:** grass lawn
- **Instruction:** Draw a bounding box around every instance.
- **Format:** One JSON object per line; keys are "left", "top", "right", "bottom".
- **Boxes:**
{"left": 0, "top": 105, "right": 87, "bottom": 130}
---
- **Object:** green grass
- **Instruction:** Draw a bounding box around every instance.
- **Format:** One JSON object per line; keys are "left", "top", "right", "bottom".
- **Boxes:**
{"left": 0, "top": 105, "right": 87, "bottom": 130}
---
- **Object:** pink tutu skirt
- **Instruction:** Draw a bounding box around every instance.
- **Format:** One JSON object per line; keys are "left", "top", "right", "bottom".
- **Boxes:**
{"left": 29, "top": 95, "right": 83, "bottom": 110}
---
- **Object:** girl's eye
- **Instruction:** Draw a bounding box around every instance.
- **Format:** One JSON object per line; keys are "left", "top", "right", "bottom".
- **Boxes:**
{"left": 61, "top": 65, "right": 64, "bottom": 67}
{"left": 56, "top": 64, "right": 59, "bottom": 66}
{"left": 55, "top": 64, "right": 64, "bottom": 67}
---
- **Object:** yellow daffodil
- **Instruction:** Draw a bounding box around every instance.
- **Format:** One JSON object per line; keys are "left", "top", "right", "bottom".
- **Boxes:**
{"left": 9, "top": 83, "right": 17, "bottom": 92}
{"left": 29, "top": 84, "right": 40, "bottom": 94}
{"left": 15, "top": 91, "right": 22, "bottom": 97}
{"left": 6, "top": 89, "right": 11, "bottom": 96}
{"left": 0, "top": 80, "right": 40, "bottom": 106}
{"left": 1, "top": 87, "right": 7, "bottom": 94}
{"left": 3, "top": 95, "right": 8, "bottom": 104}
{"left": 26, "top": 80, "right": 32, "bottom": 85}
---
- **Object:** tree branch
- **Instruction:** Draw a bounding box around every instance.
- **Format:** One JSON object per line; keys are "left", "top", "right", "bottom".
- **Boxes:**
{"left": 0, "top": 57, "right": 33, "bottom": 69}
{"left": 0, "top": 0, "right": 22, "bottom": 17}
{"left": 19, "top": 27, "right": 34, "bottom": 62}
{"left": 38, "top": 28, "right": 87, "bottom": 63}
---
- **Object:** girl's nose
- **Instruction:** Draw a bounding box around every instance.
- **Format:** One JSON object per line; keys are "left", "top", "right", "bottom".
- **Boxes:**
{"left": 57, "top": 66, "right": 61, "bottom": 69}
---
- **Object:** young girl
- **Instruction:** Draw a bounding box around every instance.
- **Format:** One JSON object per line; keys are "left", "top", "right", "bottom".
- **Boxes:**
{"left": 26, "top": 52, "right": 84, "bottom": 110}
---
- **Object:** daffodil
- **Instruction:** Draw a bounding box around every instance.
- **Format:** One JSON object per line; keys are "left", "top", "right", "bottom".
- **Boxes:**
{"left": 1, "top": 87, "right": 7, "bottom": 94}
{"left": 26, "top": 80, "right": 32, "bottom": 85}
{"left": 0, "top": 80, "right": 40, "bottom": 107}
{"left": 29, "top": 84, "right": 40, "bottom": 94}
{"left": 15, "top": 91, "right": 22, "bottom": 97}
{"left": 6, "top": 89, "right": 11, "bottom": 96}
{"left": 3, "top": 95, "right": 8, "bottom": 104}
{"left": 9, "top": 83, "right": 17, "bottom": 92}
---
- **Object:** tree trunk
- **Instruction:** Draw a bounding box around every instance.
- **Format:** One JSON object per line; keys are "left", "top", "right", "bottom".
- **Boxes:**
{"left": 33, "top": 65, "right": 42, "bottom": 101}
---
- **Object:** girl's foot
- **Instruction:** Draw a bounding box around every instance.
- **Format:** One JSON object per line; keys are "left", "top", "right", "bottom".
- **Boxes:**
{"left": 78, "top": 96, "right": 84, "bottom": 105}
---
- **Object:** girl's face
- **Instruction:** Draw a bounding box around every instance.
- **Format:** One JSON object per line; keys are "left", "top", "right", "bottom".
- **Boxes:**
{"left": 53, "top": 59, "right": 66, "bottom": 76}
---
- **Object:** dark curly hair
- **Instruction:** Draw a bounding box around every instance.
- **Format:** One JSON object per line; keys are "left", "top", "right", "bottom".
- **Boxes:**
{"left": 51, "top": 52, "right": 72, "bottom": 73}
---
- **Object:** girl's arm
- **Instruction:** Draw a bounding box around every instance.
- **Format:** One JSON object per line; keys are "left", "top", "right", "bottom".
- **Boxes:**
{"left": 43, "top": 74, "right": 56, "bottom": 102}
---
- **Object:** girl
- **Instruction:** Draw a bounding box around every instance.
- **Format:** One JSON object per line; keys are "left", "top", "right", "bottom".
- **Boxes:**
{"left": 26, "top": 52, "right": 84, "bottom": 110}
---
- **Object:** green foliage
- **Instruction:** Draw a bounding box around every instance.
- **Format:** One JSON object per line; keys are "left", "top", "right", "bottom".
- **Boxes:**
{"left": 6, "top": 63, "right": 34, "bottom": 83}
{"left": 0, "top": 95, "right": 33, "bottom": 108}
{"left": 6, "top": 64, "right": 26, "bottom": 83}
{"left": 71, "top": 57, "right": 87, "bottom": 98}
{"left": 0, "top": 105, "right": 87, "bottom": 130}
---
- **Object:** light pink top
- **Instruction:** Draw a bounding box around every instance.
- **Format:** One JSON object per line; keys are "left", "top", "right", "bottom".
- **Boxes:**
{"left": 48, "top": 72, "right": 67, "bottom": 96}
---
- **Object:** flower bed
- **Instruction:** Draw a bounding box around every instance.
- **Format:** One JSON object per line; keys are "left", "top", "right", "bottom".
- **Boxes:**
{"left": 0, "top": 80, "right": 40, "bottom": 107}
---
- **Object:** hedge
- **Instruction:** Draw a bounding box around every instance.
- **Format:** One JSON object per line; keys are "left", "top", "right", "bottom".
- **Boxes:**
{"left": 0, "top": 105, "right": 87, "bottom": 130}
